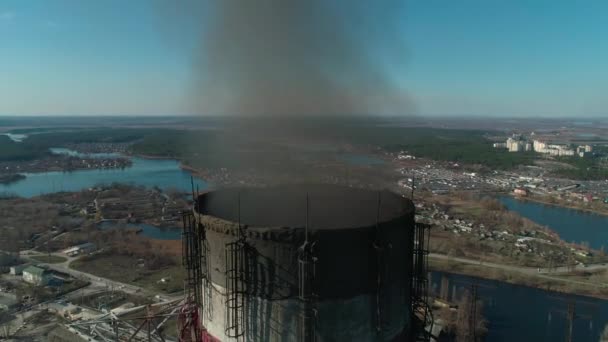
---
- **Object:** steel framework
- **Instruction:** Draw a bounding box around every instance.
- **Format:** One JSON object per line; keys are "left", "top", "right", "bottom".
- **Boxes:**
{"left": 297, "top": 195, "right": 317, "bottom": 342}
{"left": 411, "top": 222, "right": 433, "bottom": 342}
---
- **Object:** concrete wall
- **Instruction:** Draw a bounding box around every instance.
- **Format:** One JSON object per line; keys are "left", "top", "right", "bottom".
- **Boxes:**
{"left": 194, "top": 206, "right": 414, "bottom": 341}
{"left": 192, "top": 186, "right": 415, "bottom": 341}
{"left": 201, "top": 282, "right": 409, "bottom": 342}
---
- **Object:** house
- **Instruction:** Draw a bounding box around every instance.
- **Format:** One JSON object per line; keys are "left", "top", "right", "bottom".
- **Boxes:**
{"left": 513, "top": 188, "right": 528, "bottom": 196}
{"left": 63, "top": 242, "right": 97, "bottom": 257}
{"left": 22, "top": 266, "right": 49, "bottom": 286}
{"left": 76, "top": 242, "right": 96, "bottom": 253}
{"left": 9, "top": 264, "right": 29, "bottom": 275}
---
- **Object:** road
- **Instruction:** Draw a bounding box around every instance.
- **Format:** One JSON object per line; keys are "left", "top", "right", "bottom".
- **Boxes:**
{"left": 429, "top": 253, "right": 608, "bottom": 289}
{"left": 19, "top": 250, "right": 184, "bottom": 302}
{"left": 19, "top": 250, "right": 149, "bottom": 296}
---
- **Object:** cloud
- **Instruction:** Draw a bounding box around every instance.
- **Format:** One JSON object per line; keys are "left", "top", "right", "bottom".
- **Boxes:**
{"left": 0, "top": 11, "right": 15, "bottom": 21}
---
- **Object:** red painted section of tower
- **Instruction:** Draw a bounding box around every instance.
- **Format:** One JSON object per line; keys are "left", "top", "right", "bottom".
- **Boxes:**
{"left": 201, "top": 330, "right": 221, "bottom": 342}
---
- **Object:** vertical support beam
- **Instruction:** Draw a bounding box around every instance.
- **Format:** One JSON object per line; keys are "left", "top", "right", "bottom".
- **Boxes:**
{"left": 411, "top": 221, "right": 433, "bottom": 341}
{"left": 566, "top": 302, "right": 575, "bottom": 342}
{"left": 440, "top": 275, "right": 449, "bottom": 301}
{"left": 298, "top": 194, "right": 317, "bottom": 342}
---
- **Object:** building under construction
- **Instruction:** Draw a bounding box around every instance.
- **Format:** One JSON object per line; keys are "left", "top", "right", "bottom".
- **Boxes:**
{"left": 182, "top": 184, "right": 432, "bottom": 341}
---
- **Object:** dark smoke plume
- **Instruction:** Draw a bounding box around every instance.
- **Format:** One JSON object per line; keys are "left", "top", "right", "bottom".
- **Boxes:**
{"left": 188, "top": 0, "right": 412, "bottom": 117}
{"left": 157, "top": 1, "right": 414, "bottom": 185}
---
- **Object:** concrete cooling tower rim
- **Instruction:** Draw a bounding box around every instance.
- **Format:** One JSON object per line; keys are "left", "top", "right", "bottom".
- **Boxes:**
{"left": 195, "top": 184, "right": 413, "bottom": 230}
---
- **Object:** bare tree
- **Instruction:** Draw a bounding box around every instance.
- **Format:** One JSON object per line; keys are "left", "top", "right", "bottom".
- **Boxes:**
{"left": 600, "top": 324, "right": 608, "bottom": 342}
{"left": 0, "top": 311, "right": 12, "bottom": 339}
{"left": 456, "top": 288, "right": 487, "bottom": 342}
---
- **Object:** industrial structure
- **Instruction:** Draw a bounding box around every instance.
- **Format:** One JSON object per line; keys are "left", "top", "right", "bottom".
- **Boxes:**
{"left": 182, "top": 184, "right": 432, "bottom": 341}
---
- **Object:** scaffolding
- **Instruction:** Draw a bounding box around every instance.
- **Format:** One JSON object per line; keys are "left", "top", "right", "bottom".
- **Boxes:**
{"left": 66, "top": 299, "right": 185, "bottom": 342}
{"left": 297, "top": 195, "right": 317, "bottom": 342}
{"left": 182, "top": 211, "right": 203, "bottom": 306}
{"left": 411, "top": 222, "right": 433, "bottom": 342}
{"left": 373, "top": 192, "right": 384, "bottom": 335}
{"left": 181, "top": 182, "right": 211, "bottom": 340}
{"left": 224, "top": 195, "right": 247, "bottom": 340}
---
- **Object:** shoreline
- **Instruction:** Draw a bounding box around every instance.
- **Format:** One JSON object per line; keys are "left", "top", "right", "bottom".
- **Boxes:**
{"left": 430, "top": 257, "right": 608, "bottom": 301}
{"left": 0, "top": 173, "right": 26, "bottom": 185}
{"left": 126, "top": 153, "right": 177, "bottom": 160}
{"left": 506, "top": 193, "right": 608, "bottom": 217}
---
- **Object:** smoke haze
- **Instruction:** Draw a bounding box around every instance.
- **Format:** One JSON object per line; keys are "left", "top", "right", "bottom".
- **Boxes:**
{"left": 187, "top": 0, "right": 412, "bottom": 117}
{"left": 156, "top": 1, "right": 415, "bottom": 184}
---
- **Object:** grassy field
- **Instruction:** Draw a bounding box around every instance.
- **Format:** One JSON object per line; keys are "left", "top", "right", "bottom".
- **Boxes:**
{"left": 71, "top": 254, "right": 185, "bottom": 294}
{"left": 30, "top": 255, "right": 68, "bottom": 264}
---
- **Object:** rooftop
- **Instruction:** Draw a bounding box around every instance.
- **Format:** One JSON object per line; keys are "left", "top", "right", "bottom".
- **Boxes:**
{"left": 23, "top": 265, "right": 46, "bottom": 277}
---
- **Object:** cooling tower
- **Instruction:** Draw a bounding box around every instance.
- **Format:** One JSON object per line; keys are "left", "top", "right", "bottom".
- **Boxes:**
{"left": 187, "top": 184, "right": 416, "bottom": 341}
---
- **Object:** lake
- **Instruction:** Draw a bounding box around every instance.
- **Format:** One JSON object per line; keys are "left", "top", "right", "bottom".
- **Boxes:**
{"left": 0, "top": 151, "right": 208, "bottom": 198}
{"left": 432, "top": 271, "right": 607, "bottom": 341}
{"left": 498, "top": 196, "right": 608, "bottom": 250}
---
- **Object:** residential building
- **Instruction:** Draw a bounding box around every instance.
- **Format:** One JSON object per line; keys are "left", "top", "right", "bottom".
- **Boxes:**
{"left": 533, "top": 140, "right": 547, "bottom": 152}
{"left": 513, "top": 188, "right": 528, "bottom": 196}
{"left": 9, "top": 264, "right": 29, "bottom": 275}
{"left": 63, "top": 242, "right": 97, "bottom": 257}
{"left": 22, "top": 266, "right": 49, "bottom": 286}
{"left": 507, "top": 138, "right": 524, "bottom": 152}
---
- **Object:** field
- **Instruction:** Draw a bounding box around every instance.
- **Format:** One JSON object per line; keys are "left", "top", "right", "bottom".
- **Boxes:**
{"left": 71, "top": 254, "right": 185, "bottom": 294}
{"left": 30, "top": 255, "right": 68, "bottom": 264}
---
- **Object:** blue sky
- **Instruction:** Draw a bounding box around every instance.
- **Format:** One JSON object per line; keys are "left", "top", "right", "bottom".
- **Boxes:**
{"left": 0, "top": 0, "right": 606, "bottom": 117}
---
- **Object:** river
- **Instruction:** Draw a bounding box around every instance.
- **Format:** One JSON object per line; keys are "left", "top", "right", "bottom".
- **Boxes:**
{"left": 432, "top": 271, "right": 606, "bottom": 341}
{"left": 0, "top": 151, "right": 208, "bottom": 198}
{"left": 498, "top": 196, "right": 608, "bottom": 250}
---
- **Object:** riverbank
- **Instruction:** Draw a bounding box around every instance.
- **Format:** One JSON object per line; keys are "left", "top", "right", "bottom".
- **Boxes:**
{"left": 430, "top": 255, "right": 608, "bottom": 300}
{"left": 0, "top": 173, "right": 25, "bottom": 185}
{"left": 511, "top": 193, "right": 608, "bottom": 217}
{"left": 0, "top": 155, "right": 132, "bottom": 174}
